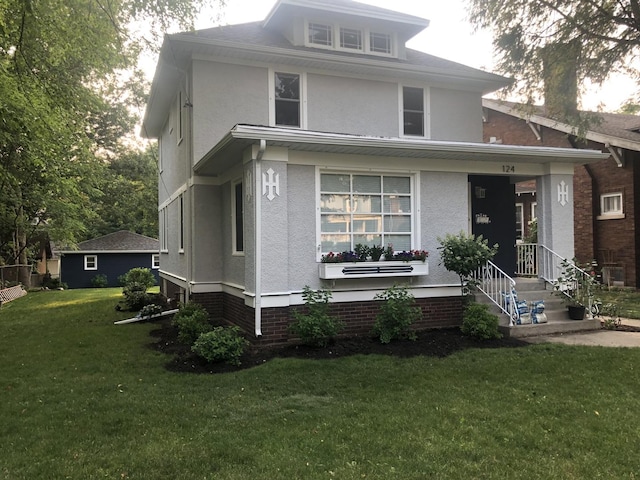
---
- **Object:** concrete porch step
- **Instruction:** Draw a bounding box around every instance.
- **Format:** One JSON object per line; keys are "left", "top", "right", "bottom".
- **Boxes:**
{"left": 475, "top": 277, "right": 601, "bottom": 338}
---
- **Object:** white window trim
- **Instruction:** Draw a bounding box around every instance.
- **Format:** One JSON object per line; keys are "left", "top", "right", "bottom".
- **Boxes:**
{"left": 598, "top": 192, "right": 625, "bottom": 219}
{"left": 315, "top": 168, "right": 420, "bottom": 261}
{"left": 304, "top": 20, "right": 396, "bottom": 57}
{"left": 269, "top": 69, "right": 307, "bottom": 129}
{"left": 530, "top": 202, "right": 537, "bottom": 222}
{"left": 160, "top": 208, "right": 169, "bottom": 253}
{"left": 231, "top": 179, "right": 245, "bottom": 256}
{"left": 152, "top": 254, "right": 160, "bottom": 269}
{"left": 84, "top": 255, "right": 98, "bottom": 271}
{"left": 399, "top": 84, "right": 430, "bottom": 139}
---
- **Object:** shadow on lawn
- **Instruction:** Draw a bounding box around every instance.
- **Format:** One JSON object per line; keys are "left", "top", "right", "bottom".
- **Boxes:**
{"left": 149, "top": 317, "right": 531, "bottom": 374}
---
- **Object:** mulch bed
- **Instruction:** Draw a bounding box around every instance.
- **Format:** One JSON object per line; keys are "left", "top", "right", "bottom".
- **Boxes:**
{"left": 149, "top": 317, "right": 530, "bottom": 374}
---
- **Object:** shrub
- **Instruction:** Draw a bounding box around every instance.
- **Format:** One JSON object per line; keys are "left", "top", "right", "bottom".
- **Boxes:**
{"left": 192, "top": 326, "right": 249, "bottom": 366}
{"left": 119, "top": 267, "right": 156, "bottom": 290}
{"left": 290, "top": 286, "right": 344, "bottom": 347}
{"left": 122, "top": 283, "right": 151, "bottom": 311}
{"left": 42, "top": 274, "right": 67, "bottom": 290}
{"left": 137, "top": 304, "right": 164, "bottom": 319}
{"left": 90, "top": 274, "right": 109, "bottom": 288}
{"left": 172, "top": 302, "right": 212, "bottom": 345}
{"left": 372, "top": 284, "right": 421, "bottom": 344}
{"left": 461, "top": 303, "right": 502, "bottom": 340}
{"left": 437, "top": 232, "right": 498, "bottom": 295}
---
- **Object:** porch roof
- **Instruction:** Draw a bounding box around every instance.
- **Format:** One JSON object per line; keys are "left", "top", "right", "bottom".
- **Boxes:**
{"left": 194, "top": 124, "right": 610, "bottom": 176}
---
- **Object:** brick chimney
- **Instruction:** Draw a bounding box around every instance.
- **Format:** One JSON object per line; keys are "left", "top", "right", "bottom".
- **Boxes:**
{"left": 541, "top": 41, "right": 580, "bottom": 121}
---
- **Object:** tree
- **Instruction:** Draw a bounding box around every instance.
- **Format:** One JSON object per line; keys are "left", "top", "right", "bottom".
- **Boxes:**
{"left": 88, "top": 146, "right": 159, "bottom": 239}
{"left": 0, "top": 0, "right": 223, "bottom": 269}
{"left": 467, "top": 0, "right": 640, "bottom": 108}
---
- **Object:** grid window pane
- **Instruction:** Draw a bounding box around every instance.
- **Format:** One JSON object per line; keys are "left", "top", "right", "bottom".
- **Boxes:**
{"left": 370, "top": 32, "right": 391, "bottom": 53}
{"left": 353, "top": 215, "right": 382, "bottom": 233}
{"left": 321, "top": 174, "right": 350, "bottom": 192}
{"left": 354, "top": 234, "right": 382, "bottom": 247}
{"left": 383, "top": 176, "right": 410, "bottom": 194}
{"left": 353, "top": 195, "right": 381, "bottom": 213}
{"left": 340, "top": 28, "right": 362, "bottom": 50}
{"left": 309, "top": 23, "right": 332, "bottom": 46}
{"left": 383, "top": 196, "right": 411, "bottom": 213}
{"left": 321, "top": 194, "right": 349, "bottom": 213}
{"left": 384, "top": 215, "right": 411, "bottom": 233}
{"left": 386, "top": 235, "right": 411, "bottom": 252}
{"left": 322, "top": 235, "right": 351, "bottom": 252}
{"left": 353, "top": 175, "right": 380, "bottom": 193}
{"left": 321, "top": 214, "right": 350, "bottom": 232}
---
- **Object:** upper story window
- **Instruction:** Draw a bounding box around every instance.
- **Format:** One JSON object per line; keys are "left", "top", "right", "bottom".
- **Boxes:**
{"left": 308, "top": 23, "right": 332, "bottom": 46}
{"left": 319, "top": 172, "right": 414, "bottom": 256}
{"left": 340, "top": 28, "right": 362, "bottom": 50}
{"left": 402, "top": 86, "right": 425, "bottom": 137}
{"left": 274, "top": 72, "right": 301, "bottom": 127}
{"left": 305, "top": 21, "right": 393, "bottom": 56}
{"left": 370, "top": 32, "right": 391, "bottom": 54}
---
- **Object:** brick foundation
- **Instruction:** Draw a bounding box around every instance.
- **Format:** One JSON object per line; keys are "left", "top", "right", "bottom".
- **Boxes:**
{"left": 193, "top": 292, "right": 464, "bottom": 346}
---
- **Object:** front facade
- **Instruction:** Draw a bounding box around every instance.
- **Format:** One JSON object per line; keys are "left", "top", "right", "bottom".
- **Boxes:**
{"left": 483, "top": 99, "right": 640, "bottom": 287}
{"left": 143, "top": 0, "right": 607, "bottom": 343}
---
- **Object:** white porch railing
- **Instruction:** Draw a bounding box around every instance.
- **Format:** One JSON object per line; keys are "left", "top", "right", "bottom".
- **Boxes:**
{"left": 472, "top": 260, "right": 519, "bottom": 327}
{"left": 516, "top": 243, "right": 537, "bottom": 277}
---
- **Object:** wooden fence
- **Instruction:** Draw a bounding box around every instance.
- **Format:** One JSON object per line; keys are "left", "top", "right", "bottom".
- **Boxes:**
{"left": 0, "top": 285, "right": 27, "bottom": 305}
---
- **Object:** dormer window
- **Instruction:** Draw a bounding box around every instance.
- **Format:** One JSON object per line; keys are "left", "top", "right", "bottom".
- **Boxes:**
{"left": 308, "top": 23, "right": 332, "bottom": 46}
{"left": 305, "top": 20, "right": 394, "bottom": 56}
{"left": 340, "top": 28, "right": 362, "bottom": 50}
{"left": 370, "top": 32, "right": 391, "bottom": 54}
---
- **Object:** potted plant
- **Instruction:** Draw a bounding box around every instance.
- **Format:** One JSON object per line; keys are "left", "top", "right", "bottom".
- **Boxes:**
{"left": 369, "top": 245, "right": 384, "bottom": 262}
{"left": 554, "top": 258, "right": 597, "bottom": 320}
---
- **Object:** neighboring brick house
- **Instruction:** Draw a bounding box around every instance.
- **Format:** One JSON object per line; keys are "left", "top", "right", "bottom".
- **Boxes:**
{"left": 483, "top": 98, "right": 640, "bottom": 287}
{"left": 141, "top": 0, "right": 607, "bottom": 344}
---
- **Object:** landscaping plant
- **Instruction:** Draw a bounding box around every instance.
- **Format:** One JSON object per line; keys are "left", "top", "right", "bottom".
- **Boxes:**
{"left": 372, "top": 284, "right": 421, "bottom": 343}
{"left": 191, "top": 326, "right": 249, "bottom": 366}
{"left": 172, "top": 302, "right": 213, "bottom": 345}
{"left": 438, "top": 231, "right": 498, "bottom": 295}
{"left": 290, "top": 285, "right": 344, "bottom": 347}
{"left": 461, "top": 302, "right": 502, "bottom": 340}
{"left": 120, "top": 267, "right": 157, "bottom": 311}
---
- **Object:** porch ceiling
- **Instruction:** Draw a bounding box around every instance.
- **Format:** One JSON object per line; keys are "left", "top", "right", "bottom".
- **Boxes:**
{"left": 194, "top": 124, "right": 610, "bottom": 176}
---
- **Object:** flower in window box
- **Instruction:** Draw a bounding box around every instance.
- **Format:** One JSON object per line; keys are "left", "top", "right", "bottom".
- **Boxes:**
{"left": 410, "top": 250, "right": 429, "bottom": 262}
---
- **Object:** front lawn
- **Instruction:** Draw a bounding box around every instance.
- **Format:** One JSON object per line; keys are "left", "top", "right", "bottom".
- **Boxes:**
{"left": 1, "top": 288, "right": 640, "bottom": 479}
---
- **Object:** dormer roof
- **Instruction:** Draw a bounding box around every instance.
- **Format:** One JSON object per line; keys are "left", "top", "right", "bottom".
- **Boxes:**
{"left": 264, "top": 0, "right": 430, "bottom": 42}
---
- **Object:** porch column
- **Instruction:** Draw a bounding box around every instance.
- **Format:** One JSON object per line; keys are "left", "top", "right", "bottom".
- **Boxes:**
{"left": 536, "top": 171, "right": 575, "bottom": 260}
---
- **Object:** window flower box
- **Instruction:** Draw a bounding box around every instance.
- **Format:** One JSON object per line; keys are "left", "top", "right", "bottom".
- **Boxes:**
{"left": 318, "top": 260, "right": 428, "bottom": 279}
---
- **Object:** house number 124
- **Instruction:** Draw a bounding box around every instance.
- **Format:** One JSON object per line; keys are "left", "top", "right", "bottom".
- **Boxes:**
{"left": 502, "top": 165, "right": 515, "bottom": 173}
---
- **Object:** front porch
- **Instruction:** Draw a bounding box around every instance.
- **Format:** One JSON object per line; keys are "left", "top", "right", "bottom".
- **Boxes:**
{"left": 474, "top": 244, "right": 602, "bottom": 338}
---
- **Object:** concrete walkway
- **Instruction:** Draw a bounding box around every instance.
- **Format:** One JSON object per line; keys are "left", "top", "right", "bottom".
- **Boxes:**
{"left": 526, "top": 318, "right": 640, "bottom": 347}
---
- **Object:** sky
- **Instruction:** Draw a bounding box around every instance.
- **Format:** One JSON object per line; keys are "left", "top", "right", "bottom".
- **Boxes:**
{"left": 146, "top": 0, "right": 637, "bottom": 112}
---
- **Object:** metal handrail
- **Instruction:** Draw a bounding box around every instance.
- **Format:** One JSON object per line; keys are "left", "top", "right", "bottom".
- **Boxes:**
{"left": 472, "top": 260, "right": 519, "bottom": 327}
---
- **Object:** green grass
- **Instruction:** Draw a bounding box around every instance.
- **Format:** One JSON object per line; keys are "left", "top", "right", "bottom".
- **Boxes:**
{"left": 2, "top": 288, "right": 640, "bottom": 479}
{"left": 594, "top": 286, "right": 640, "bottom": 318}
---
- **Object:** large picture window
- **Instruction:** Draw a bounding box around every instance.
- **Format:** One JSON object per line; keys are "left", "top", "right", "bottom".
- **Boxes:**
{"left": 320, "top": 173, "right": 413, "bottom": 254}
{"left": 274, "top": 72, "right": 301, "bottom": 127}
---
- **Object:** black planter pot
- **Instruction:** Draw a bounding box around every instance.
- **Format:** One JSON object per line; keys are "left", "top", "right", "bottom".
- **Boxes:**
{"left": 567, "top": 305, "right": 586, "bottom": 320}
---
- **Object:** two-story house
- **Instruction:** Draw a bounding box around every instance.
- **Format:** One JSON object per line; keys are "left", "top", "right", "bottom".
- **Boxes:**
{"left": 142, "top": 0, "right": 608, "bottom": 344}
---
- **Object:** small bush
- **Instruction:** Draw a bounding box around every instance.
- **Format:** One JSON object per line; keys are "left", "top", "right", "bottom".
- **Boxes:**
{"left": 461, "top": 303, "right": 502, "bottom": 340}
{"left": 119, "top": 267, "right": 156, "bottom": 290}
{"left": 290, "top": 286, "right": 344, "bottom": 347}
{"left": 137, "top": 304, "right": 164, "bottom": 319}
{"left": 42, "top": 274, "right": 67, "bottom": 290}
{"left": 372, "top": 284, "right": 421, "bottom": 344}
{"left": 172, "top": 302, "right": 212, "bottom": 345}
{"left": 192, "top": 327, "right": 249, "bottom": 366}
{"left": 122, "top": 283, "right": 151, "bottom": 311}
{"left": 90, "top": 274, "right": 109, "bottom": 288}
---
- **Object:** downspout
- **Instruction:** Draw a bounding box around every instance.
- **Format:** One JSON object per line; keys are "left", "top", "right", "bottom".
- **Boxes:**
{"left": 254, "top": 139, "right": 266, "bottom": 337}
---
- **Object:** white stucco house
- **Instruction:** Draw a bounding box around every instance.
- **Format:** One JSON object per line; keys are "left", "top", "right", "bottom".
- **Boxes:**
{"left": 142, "top": 0, "right": 608, "bottom": 344}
